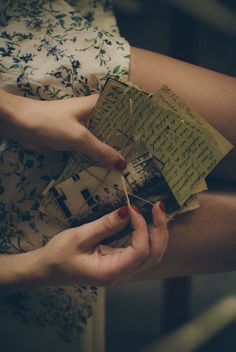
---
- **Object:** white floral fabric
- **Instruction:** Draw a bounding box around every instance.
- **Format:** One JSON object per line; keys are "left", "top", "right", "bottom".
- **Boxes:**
{"left": 0, "top": 0, "right": 130, "bottom": 348}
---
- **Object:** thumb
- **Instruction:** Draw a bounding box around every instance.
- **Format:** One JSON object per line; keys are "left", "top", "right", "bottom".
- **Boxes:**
{"left": 79, "top": 205, "right": 130, "bottom": 247}
{"left": 74, "top": 94, "right": 99, "bottom": 127}
{"left": 75, "top": 125, "right": 127, "bottom": 170}
{"left": 73, "top": 94, "right": 127, "bottom": 170}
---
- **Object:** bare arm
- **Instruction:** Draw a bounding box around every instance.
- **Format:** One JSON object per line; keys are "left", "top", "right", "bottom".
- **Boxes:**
{"left": 0, "top": 89, "right": 126, "bottom": 169}
{"left": 0, "top": 250, "right": 45, "bottom": 293}
{"left": 0, "top": 204, "right": 168, "bottom": 293}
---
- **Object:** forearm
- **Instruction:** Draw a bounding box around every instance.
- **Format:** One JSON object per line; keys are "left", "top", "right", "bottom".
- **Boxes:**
{"left": 0, "top": 89, "right": 17, "bottom": 139}
{"left": 0, "top": 249, "right": 47, "bottom": 294}
{"left": 0, "top": 89, "right": 34, "bottom": 141}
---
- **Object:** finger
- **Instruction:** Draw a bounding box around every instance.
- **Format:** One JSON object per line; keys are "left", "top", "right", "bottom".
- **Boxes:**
{"left": 130, "top": 205, "right": 150, "bottom": 253}
{"left": 149, "top": 201, "right": 169, "bottom": 263}
{"left": 78, "top": 205, "right": 130, "bottom": 248}
{"left": 74, "top": 94, "right": 99, "bottom": 127}
{"left": 114, "top": 203, "right": 168, "bottom": 282}
{"left": 74, "top": 125, "right": 127, "bottom": 170}
{"left": 93, "top": 205, "right": 150, "bottom": 285}
{"left": 108, "top": 206, "right": 150, "bottom": 281}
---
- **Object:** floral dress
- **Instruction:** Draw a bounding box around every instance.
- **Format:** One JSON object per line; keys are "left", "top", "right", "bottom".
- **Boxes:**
{"left": 0, "top": 0, "right": 130, "bottom": 349}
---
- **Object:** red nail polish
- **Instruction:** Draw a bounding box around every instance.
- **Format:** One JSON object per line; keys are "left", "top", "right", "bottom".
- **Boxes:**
{"left": 117, "top": 205, "right": 130, "bottom": 219}
{"left": 159, "top": 201, "right": 165, "bottom": 213}
{"left": 131, "top": 204, "right": 141, "bottom": 214}
{"left": 115, "top": 157, "right": 127, "bottom": 171}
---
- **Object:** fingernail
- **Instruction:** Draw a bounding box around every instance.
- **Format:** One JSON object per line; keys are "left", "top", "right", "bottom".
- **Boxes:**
{"left": 117, "top": 205, "right": 130, "bottom": 219}
{"left": 131, "top": 204, "right": 141, "bottom": 214}
{"left": 115, "top": 157, "right": 127, "bottom": 171}
{"left": 159, "top": 201, "right": 165, "bottom": 213}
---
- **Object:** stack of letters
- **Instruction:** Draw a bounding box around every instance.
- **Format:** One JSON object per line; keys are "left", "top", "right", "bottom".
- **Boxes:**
{"left": 40, "top": 78, "right": 233, "bottom": 236}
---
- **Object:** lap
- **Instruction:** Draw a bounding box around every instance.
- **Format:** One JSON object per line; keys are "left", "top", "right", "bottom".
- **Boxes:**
{"left": 134, "top": 184, "right": 236, "bottom": 281}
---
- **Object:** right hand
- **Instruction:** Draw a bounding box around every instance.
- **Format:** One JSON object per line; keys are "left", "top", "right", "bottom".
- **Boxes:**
{"left": 37, "top": 202, "right": 168, "bottom": 287}
{"left": 0, "top": 90, "right": 127, "bottom": 170}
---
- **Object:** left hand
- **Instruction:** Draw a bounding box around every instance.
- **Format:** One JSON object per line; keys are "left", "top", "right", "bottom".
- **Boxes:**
{"left": 38, "top": 201, "right": 168, "bottom": 287}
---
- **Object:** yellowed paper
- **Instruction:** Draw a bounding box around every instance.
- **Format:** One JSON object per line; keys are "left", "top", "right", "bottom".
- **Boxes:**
{"left": 137, "top": 99, "right": 223, "bottom": 204}
{"left": 90, "top": 78, "right": 226, "bottom": 205}
{"left": 40, "top": 78, "right": 233, "bottom": 220}
{"left": 91, "top": 78, "right": 149, "bottom": 143}
{"left": 155, "top": 85, "right": 233, "bottom": 155}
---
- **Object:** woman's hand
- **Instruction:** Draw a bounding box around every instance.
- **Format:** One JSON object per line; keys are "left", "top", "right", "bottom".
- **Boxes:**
{"left": 0, "top": 202, "right": 168, "bottom": 292}
{"left": 37, "top": 202, "right": 168, "bottom": 287}
{"left": 0, "top": 90, "right": 126, "bottom": 170}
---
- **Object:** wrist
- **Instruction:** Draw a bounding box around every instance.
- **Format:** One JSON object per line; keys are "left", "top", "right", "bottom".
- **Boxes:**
{"left": 16, "top": 248, "right": 50, "bottom": 290}
{"left": 0, "top": 89, "right": 37, "bottom": 141}
{"left": 0, "top": 90, "right": 18, "bottom": 137}
{"left": 0, "top": 248, "right": 51, "bottom": 293}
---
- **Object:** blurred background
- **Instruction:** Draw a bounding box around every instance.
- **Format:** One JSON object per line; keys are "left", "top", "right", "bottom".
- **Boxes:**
{"left": 106, "top": 1, "right": 236, "bottom": 351}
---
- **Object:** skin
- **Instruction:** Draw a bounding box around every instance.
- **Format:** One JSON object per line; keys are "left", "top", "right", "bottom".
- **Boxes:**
{"left": 134, "top": 189, "right": 236, "bottom": 281}
{"left": 0, "top": 204, "right": 168, "bottom": 293}
{"left": 0, "top": 90, "right": 126, "bottom": 167}
{"left": 0, "top": 46, "right": 236, "bottom": 290}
